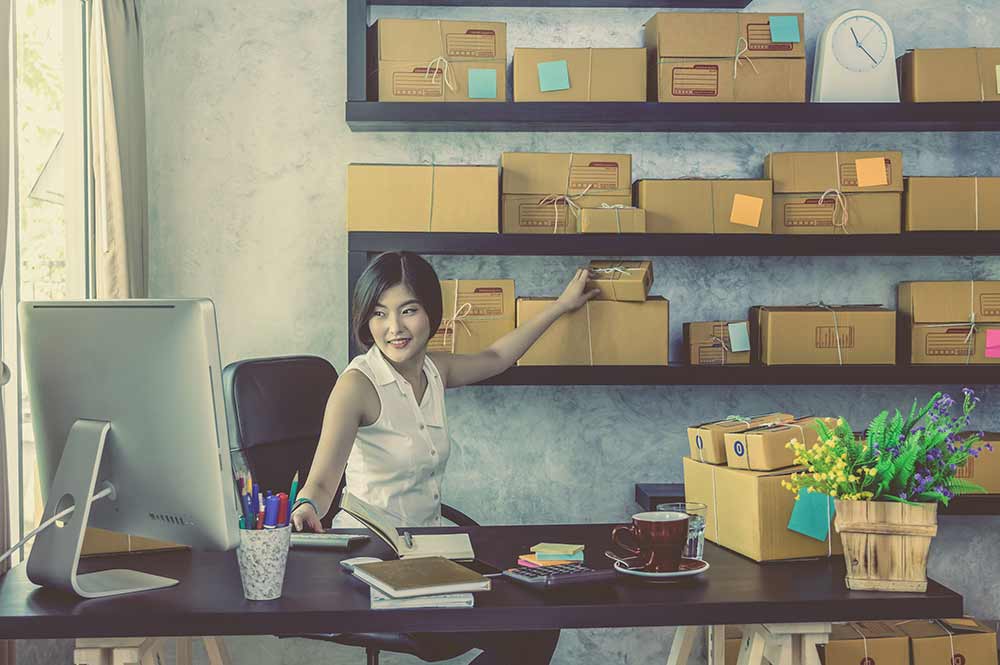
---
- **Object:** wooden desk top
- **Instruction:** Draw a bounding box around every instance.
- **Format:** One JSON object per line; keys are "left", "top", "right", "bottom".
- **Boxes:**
{"left": 0, "top": 524, "right": 962, "bottom": 639}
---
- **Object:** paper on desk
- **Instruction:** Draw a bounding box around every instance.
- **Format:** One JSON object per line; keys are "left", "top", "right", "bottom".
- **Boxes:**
{"left": 530, "top": 542, "right": 584, "bottom": 555}
{"left": 340, "top": 492, "right": 474, "bottom": 560}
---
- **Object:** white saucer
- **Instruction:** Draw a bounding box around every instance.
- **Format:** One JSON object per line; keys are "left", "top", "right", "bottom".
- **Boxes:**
{"left": 614, "top": 558, "right": 710, "bottom": 579}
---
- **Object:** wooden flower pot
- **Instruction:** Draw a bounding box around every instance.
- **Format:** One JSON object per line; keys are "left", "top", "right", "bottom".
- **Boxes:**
{"left": 833, "top": 500, "right": 938, "bottom": 592}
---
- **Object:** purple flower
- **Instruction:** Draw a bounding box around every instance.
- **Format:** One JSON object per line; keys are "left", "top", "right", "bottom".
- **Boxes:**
{"left": 970, "top": 447, "right": 981, "bottom": 458}
{"left": 950, "top": 463, "right": 958, "bottom": 471}
{"left": 986, "top": 443, "right": 995, "bottom": 453}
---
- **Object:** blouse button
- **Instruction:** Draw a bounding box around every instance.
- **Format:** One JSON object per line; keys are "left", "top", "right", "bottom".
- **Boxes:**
{"left": 431, "top": 449, "right": 437, "bottom": 455}
{"left": 419, "top": 424, "right": 426, "bottom": 430}
{"left": 433, "top": 492, "right": 439, "bottom": 500}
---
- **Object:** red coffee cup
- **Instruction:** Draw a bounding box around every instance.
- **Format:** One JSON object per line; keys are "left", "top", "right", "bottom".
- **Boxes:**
{"left": 611, "top": 511, "right": 689, "bottom": 572}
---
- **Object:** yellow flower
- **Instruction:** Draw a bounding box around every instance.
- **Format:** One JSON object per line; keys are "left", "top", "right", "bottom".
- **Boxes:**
{"left": 837, "top": 418, "right": 845, "bottom": 426}
{"left": 807, "top": 486, "right": 815, "bottom": 493}
{"left": 868, "top": 468, "right": 877, "bottom": 476}
{"left": 830, "top": 489, "right": 838, "bottom": 497}
{"left": 848, "top": 475, "right": 859, "bottom": 482}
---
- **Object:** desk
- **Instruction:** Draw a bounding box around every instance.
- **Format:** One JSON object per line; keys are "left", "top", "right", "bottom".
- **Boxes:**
{"left": 0, "top": 524, "right": 962, "bottom": 640}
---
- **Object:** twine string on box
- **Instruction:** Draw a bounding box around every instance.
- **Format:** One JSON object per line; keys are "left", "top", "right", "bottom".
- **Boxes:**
{"left": 851, "top": 624, "right": 870, "bottom": 663}
{"left": 600, "top": 202, "right": 627, "bottom": 233}
{"left": 440, "top": 290, "right": 473, "bottom": 353}
{"left": 424, "top": 56, "right": 457, "bottom": 93}
{"left": 808, "top": 301, "right": 844, "bottom": 365}
{"left": 819, "top": 188, "right": 850, "bottom": 234}
{"left": 934, "top": 620, "right": 958, "bottom": 665}
{"left": 733, "top": 37, "right": 760, "bottom": 80}
{"left": 921, "top": 281, "right": 977, "bottom": 364}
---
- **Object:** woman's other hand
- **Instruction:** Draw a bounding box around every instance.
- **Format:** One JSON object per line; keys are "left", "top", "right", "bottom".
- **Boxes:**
{"left": 555, "top": 267, "right": 600, "bottom": 313}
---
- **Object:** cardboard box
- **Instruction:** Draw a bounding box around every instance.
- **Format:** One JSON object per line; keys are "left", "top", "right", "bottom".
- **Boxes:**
{"left": 956, "top": 432, "right": 1000, "bottom": 492}
{"left": 367, "top": 19, "right": 507, "bottom": 102}
{"left": 502, "top": 152, "right": 632, "bottom": 234}
{"left": 898, "top": 281, "right": 1000, "bottom": 324}
{"left": 687, "top": 412, "right": 795, "bottom": 465}
{"left": 725, "top": 416, "right": 836, "bottom": 471}
{"left": 817, "top": 622, "right": 910, "bottom": 665}
{"left": 751, "top": 306, "right": 896, "bottom": 365}
{"left": 82, "top": 528, "right": 184, "bottom": 557}
{"left": 900, "top": 48, "right": 1000, "bottom": 103}
{"left": 516, "top": 297, "right": 668, "bottom": 366}
{"left": 684, "top": 321, "right": 751, "bottom": 365}
{"left": 513, "top": 48, "right": 646, "bottom": 102}
{"left": 683, "top": 456, "right": 843, "bottom": 562}
{"left": 634, "top": 179, "right": 773, "bottom": 234}
{"left": 586, "top": 260, "right": 653, "bottom": 302}
{"left": 909, "top": 324, "right": 1000, "bottom": 364}
{"left": 347, "top": 164, "right": 499, "bottom": 233}
{"left": 772, "top": 193, "right": 902, "bottom": 235}
{"left": 905, "top": 177, "right": 1000, "bottom": 231}
{"left": 579, "top": 206, "right": 646, "bottom": 233}
{"left": 644, "top": 12, "right": 806, "bottom": 102}
{"left": 725, "top": 627, "right": 742, "bottom": 665}
{"left": 427, "top": 279, "right": 515, "bottom": 354}
{"left": 765, "top": 152, "right": 904, "bottom": 194}
{"left": 898, "top": 619, "right": 999, "bottom": 665}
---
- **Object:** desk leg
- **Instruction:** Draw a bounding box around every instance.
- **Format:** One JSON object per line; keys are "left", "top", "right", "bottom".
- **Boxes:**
{"left": 203, "top": 637, "right": 233, "bottom": 665}
{"left": 737, "top": 625, "right": 768, "bottom": 665}
{"left": 73, "top": 642, "right": 110, "bottom": 665}
{"left": 175, "top": 639, "right": 193, "bottom": 665}
{"left": 666, "top": 626, "right": 698, "bottom": 665}
{"left": 761, "top": 623, "right": 832, "bottom": 665}
{"left": 707, "top": 626, "right": 726, "bottom": 665}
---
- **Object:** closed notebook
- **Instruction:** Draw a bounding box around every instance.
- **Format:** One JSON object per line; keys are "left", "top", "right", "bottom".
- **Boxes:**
{"left": 352, "top": 556, "right": 491, "bottom": 599}
{"left": 370, "top": 588, "right": 475, "bottom": 609}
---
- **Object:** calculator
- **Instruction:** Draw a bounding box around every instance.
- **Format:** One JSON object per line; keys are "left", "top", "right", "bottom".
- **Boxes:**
{"left": 502, "top": 562, "right": 617, "bottom": 590}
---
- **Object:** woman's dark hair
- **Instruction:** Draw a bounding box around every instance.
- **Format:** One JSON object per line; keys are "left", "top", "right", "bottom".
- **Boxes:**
{"left": 352, "top": 251, "right": 443, "bottom": 351}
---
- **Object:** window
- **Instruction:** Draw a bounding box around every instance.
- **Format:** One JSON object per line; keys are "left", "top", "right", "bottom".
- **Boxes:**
{"left": 3, "top": 0, "right": 86, "bottom": 562}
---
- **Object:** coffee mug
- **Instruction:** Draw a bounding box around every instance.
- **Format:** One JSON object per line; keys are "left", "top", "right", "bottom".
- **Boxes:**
{"left": 611, "top": 511, "right": 689, "bottom": 572}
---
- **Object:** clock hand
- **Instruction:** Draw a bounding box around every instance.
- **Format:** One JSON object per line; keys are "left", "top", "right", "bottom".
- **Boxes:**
{"left": 850, "top": 26, "right": 862, "bottom": 46}
{"left": 857, "top": 41, "right": 879, "bottom": 65}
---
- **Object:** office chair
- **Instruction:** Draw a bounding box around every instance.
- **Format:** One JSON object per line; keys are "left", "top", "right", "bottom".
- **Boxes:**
{"left": 223, "top": 355, "right": 479, "bottom": 665}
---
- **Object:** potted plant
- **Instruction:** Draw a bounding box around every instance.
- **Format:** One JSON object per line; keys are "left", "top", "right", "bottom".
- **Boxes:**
{"left": 782, "top": 388, "right": 992, "bottom": 592}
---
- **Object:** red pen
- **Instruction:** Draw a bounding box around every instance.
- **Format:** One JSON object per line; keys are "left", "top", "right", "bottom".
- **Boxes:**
{"left": 256, "top": 492, "right": 265, "bottom": 529}
{"left": 276, "top": 492, "right": 289, "bottom": 526}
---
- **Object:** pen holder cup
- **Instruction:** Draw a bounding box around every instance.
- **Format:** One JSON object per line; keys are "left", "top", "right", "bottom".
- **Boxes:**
{"left": 236, "top": 525, "right": 292, "bottom": 601}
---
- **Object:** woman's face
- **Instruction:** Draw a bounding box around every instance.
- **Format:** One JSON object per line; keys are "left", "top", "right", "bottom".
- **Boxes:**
{"left": 368, "top": 282, "right": 432, "bottom": 365}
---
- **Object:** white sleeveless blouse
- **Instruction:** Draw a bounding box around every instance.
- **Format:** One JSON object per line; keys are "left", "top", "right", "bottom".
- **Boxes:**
{"left": 331, "top": 345, "right": 450, "bottom": 528}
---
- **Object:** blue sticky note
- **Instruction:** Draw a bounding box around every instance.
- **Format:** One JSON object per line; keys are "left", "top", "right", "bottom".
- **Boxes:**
{"left": 788, "top": 489, "right": 836, "bottom": 542}
{"left": 468, "top": 68, "right": 497, "bottom": 99}
{"left": 769, "top": 15, "right": 801, "bottom": 43}
{"left": 728, "top": 322, "right": 751, "bottom": 353}
{"left": 536, "top": 551, "right": 584, "bottom": 561}
{"left": 537, "top": 60, "right": 571, "bottom": 92}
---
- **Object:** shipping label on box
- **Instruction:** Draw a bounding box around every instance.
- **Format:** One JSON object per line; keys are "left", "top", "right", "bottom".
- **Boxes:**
{"left": 765, "top": 152, "right": 904, "bottom": 194}
{"left": 635, "top": 179, "right": 773, "bottom": 233}
{"left": 347, "top": 164, "right": 499, "bottom": 233}
{"left": 684, "top": 321, "right": 751, "bottom": 365}
{"left": 725, "top": 416, "right": 836, "bottom": 471}
{"left": 899, "top": 619, "right": 999, "bottom": 665}
{"left": 586, "top": 260, "right": 653, "bottom": 302}
{"left": 900, "top": 48, "right": 1000, "bottom": 103}
{"left": 656, "top": 58, "right": 806, "bottom": 103}
{"left": 579, "top": 206, "right": 646, "bottom": 233}
{"left": 687, "top": 412, "right": 795, "bottom": 465}
{"left": 905, "top": 177, "right": 1000, "bottom": 231}
{"left": 817, "top": 622, "right": 910, "bottom": 665}
{"left": 956, "top": 432, "right": 1000, "bottom": 492}
{"left": 683, "top": 456, "right": 843, "bottom": 562}
{"left": 898, "top": 281, "right": 1000, "bottom": 324}
{"left": 753, "top": 306, "right": 896, "bottom": 365}
{"left": 909, "top": 324, "right": 1000, "bottom": 365}
{"left": 772, "top": 193, "right": 901, "bottom": 235}
{"left": 516, "top": 298, "right": 668, "bottom": 366}
{"left": 427, "top": 279, "right": 515, "bottom": 354}
{"left": 373, "top": 61, "right": 506, "bottom": 102}
{"left": 513, "top": 48, "right": 646, "bottom": 102}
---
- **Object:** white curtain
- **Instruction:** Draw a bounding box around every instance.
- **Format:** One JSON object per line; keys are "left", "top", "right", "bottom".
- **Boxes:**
{"left": 90, "top": 0, "right": 147, "bottom": 298}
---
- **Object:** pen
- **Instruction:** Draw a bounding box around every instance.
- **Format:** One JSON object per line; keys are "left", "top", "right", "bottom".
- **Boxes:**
{"left": 252, "top": 482, "right": 261, "bottom": 520}
{"left": 263, "top": 495, "right": 280, "bottom": 529}
{"left": 241, "top": 492, "right": 255, "bottom": 527}
{"left": 289, "top": 471, "right": 300, "bottom": 508}
{"left": 256, "top": 492, "right": 265, "bottom": 529}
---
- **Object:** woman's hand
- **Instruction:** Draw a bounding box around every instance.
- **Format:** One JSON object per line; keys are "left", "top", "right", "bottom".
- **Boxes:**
{"left": 555, "top": 267, "right": 600, "bottom": 314}
{"left": 291, "top": 503, "right": 324, "bottom": 533}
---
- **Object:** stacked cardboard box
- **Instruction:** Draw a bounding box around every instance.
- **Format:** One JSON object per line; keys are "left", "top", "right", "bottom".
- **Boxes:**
{"left": 367, "top": 19, "right": 506, "bottom": 102}
{"left": 516, "top": 297, "right": 668, "bottom": 365}
{"left": 687, "top": 412, "right": 794, "bottom": 465}
{"left": 683, "top": 456, "right": 843, "bottom": 562}
{"left": 634, "top": 179, "right": 773, "bottom": 233}
{"left": 817, "top": 622, "right": 909, "bottom": 665}
{"left": 82, "top": 529, "right": 184, "bottom": 557}
{"left": 905, "top": 177, "right": 1000, "bottom": 231}
{"left": 501, "top": 152, "right": 632, "bottom": 234}
{"left": 898, "top": 281, "right": 1000, "bottom": 364}
{"left": 751, "top": 306, "right": 897, "bottom": 365}
{"left": 586, "top": 260, "right": 653, "bottom": 302}
{"left": 899, "top": 48, "right": 1000, "bottom": 102}
{"left": 725, "top": 416, "right": 836, "bottom": 471}
{"left": 956, "top": 432, "right": 1000, "bottom": 492}
{"left": 513, "top": 48, "right": 646, "bottom": 101}
{"left": 578, "top": 206, "right": 646, "bottom": 233}
{"left": 644, "top": 13, "right": 806, "bottom": 103}
{"left": 347, "top": 164, "right": 500, "bottom": 233}
{"left": 426, "top": 279, "right": 515, "bottom": 354}
{"left": 898, "top": 619, "right": 999, "bottom": 665}
{"left": 765, "top": 151, "right": 903, "bottom": 234}
{"left": 684, "top": 321, "right": 751, "bottom": 365}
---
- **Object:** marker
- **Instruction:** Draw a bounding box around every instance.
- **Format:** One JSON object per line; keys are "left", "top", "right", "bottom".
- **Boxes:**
{"left": 256, "top": 492, "right": 265, "bottom": 529}
{"left": 241, "top": 492, "right": 255, "bottom": 527}
{"left": 276, "top": 492, "right": 289, "bottom": 527}
{"left": 263, "top": 495, "right": 280, "bottom": 529}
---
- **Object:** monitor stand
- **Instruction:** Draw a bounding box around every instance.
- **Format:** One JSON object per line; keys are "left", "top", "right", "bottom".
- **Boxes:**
{"left": 26, "top": 419, "right": 179, "bottom": 598}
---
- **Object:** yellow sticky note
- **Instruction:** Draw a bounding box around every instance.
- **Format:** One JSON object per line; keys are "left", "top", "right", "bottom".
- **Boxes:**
{"left": 730, "top": 194, "right": 764, "bottom": 227}
{"left": 855, "top": 157, "right": 889, "bottom": 187}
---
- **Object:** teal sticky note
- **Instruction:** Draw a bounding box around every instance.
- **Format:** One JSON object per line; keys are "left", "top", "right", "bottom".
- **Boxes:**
{"left": 536, "top": 551, "right": 584, "bottom": 561}
{"left": 788, "top": 489, "right": 836, "bottom": 542}
{"left": 537, "top": 60, "right": 570, "bottom": 92}
{"left": 728, "top": 322, "right": 751, "bottom": 353}
{"left": 468, "top": 68, "right": 497, "bottom": 99}
{"left": 769, "top": 15, "right": 801, "bottom": 43}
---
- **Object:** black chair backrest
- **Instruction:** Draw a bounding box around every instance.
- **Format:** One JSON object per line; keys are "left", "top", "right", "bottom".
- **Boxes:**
{"left": 223, "top": 355, "right": 342, "bottom": 526}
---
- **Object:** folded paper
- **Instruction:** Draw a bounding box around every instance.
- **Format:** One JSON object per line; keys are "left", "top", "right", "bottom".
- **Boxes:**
{"left": 787, "top": 488, "right": 836, "bottom": 542}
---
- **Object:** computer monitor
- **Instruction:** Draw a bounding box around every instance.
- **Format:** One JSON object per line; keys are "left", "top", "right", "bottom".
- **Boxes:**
{"left": 19, "top": 299, "right": 241, "bottom": 598}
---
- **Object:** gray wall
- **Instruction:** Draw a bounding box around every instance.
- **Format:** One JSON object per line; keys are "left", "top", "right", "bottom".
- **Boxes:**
{"left": 17, "top": 1, "right": 1000, "bottom": 663}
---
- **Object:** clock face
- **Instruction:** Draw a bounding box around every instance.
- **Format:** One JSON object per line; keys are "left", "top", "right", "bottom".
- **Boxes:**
{"left": 831, "top": 15, "right": 889, "bottom": 73}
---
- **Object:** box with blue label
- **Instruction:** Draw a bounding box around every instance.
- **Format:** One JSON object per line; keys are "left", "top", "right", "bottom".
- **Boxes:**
{"left": 724, "top": 416, "right": 836, "bottom": 471}
{"left": 687, "top": 412, "right": 794, "bottom": 465}
{"left": 682, "top": 456, "right": 842, "bottom": 562}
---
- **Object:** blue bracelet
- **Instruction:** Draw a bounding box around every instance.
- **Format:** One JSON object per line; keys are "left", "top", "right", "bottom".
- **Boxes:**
{"left": 291, "top": 497, "right": 318, "bottom": 515}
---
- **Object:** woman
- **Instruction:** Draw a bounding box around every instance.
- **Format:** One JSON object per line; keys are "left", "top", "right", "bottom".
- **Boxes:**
{"left": 291, "top": 251, "right": 597, "bottom": 665}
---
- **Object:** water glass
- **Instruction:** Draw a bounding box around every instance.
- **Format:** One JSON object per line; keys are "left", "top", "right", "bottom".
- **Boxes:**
{"left": 656, "top": 502, "right": 707, "bottom": 560}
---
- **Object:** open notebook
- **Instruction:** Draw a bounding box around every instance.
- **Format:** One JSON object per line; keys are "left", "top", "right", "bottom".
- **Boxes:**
{"left": 340, "top": 492, "right": 475, "bottom": 561}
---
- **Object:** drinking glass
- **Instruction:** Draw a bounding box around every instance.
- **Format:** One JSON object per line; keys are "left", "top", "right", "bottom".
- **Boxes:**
{"left": 656, "top": 502, "right": 707, "bottom": 560}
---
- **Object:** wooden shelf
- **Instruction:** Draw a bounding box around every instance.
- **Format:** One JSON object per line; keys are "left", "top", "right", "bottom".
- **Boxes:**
{"left": 369, "top": 0, "right": 750, "bottom": 5}
{"left": 348, "top": 231, "right": 1000, "bottom": 256}
{"left": 346, "top": 102, "right": 1000, "bottom": 133}
{"left": 636, "top": 483, "right": 1000, "bottom": 516}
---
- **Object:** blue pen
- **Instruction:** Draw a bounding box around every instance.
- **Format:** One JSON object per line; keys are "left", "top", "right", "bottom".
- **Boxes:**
{"left": 263, "top": 495, "right": 280, "bottom": 529}
{"left": 241, "top": 492, "right": 255, "bottom": 528}
{"left": 252, "top": 483, "right": 261, "bottom": 518}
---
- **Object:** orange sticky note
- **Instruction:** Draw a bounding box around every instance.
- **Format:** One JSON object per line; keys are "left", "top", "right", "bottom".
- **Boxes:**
{"left": 855, "top": 157, "right": 889, "bottom": 187}
{"left": 730, "top": 194, "right": 764, "bottom": 227}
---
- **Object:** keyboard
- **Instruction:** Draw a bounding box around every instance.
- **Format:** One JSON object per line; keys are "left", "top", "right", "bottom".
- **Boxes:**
{"left": 289, "top": 532, "right": 370, "bottom": 550}
{"left": 503, "top": 562, "right": 616, "bottom": 589}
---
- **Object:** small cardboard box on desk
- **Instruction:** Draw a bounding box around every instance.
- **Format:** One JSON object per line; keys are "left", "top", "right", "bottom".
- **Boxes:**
{"left": 82, "top": 528, "right": 184, "bottom": 557}
{"left": 724, "top": 416, "right": 837, "bottom": 471}
{"left": 898, "top": 619, "right": 999, "bottom": 665}
{"left": 897, "top": 281, "right": 1000, "bottom": 365}
{"left": 427, "top": 279, "right": 515, "bottom": 354}
{"left": 817, "top": 622, "right": 909, "bottom": 665}
{"left": 682, "top": 456, "right": 842, "bottom": 562}
{"left": 513, "top": 48, "right": 646, "bottom": 102}
{"left": 687, "top": 412, "right": 795, "bottom": 465}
